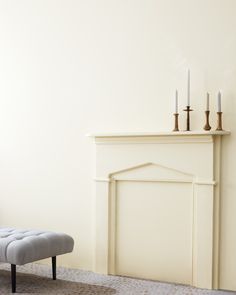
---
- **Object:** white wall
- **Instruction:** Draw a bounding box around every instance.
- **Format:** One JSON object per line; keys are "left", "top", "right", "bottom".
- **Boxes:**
{"left": 0, "top": 0, "right": 235, "bottom": 290}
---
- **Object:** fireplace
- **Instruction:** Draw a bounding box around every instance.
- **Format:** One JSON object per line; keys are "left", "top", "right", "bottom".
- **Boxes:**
{"left": 89, "top": 131, "right": 229, "bottom": 289}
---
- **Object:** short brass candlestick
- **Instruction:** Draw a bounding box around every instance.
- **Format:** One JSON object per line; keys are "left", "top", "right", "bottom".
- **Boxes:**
{"left": 173, "top": 113, "right": 179, "bottom": 132}
{"left": 204, "top": 110, "right": 211, "bottom": 131}
{"left": 184, "top": 106, "right": 193, "bottom": 131}
{"left": 216, "top": 112, "right": 223, "bottom": 131}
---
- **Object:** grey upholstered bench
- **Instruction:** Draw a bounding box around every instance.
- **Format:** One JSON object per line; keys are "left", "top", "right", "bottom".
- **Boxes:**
{"left": 0, "top": 227, "right": 74, "bottom": 293}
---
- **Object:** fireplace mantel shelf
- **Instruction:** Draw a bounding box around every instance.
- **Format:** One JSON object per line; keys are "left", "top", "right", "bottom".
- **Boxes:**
{"left": 91, "top": 127, "right": 229, "bottom": 290}
{"left": 87, "top": 130, "right": 230, "bottom": 138}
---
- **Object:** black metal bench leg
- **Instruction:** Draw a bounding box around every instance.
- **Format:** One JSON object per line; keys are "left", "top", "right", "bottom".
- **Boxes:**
{"left": 11, "top": 264, "right": 16, "bottom": 293}
{"left": 52, "top": 256, "right": 56, "bottom": 280}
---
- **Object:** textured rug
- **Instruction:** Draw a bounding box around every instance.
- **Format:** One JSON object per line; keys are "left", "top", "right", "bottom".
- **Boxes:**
{"left": 0, "top": 269, "right": 115, "bottom": 294}
{"left": 0, "top": 263, "right": 235, "bottom": 295}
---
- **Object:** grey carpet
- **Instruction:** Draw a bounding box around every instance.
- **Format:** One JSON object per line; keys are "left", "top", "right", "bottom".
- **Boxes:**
{"left": 0, "top": 269, "right": 115, "bottom": 294}
{"left": 0, "top": 263, "right": 235, "bottom": 295}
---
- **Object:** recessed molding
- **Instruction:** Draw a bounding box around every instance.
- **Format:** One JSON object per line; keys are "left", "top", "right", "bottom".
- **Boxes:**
{"left": 109, "top": 162, "right": 194, "bottom": 178}
{"left": 94, "top": 177, "right": 216, "bottom": 186}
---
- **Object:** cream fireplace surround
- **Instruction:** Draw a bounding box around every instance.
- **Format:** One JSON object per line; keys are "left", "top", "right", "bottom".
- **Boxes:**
{"left": 88, "top": 131, "right": 230, "bottom": 290}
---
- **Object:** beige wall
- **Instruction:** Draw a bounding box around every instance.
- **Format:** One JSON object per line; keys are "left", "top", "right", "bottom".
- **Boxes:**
{"left": 0, "top": 0, "right": 235, "bottom": 291}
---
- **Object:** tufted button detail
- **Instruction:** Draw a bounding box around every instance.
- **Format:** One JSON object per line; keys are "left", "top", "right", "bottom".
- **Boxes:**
{"left": 0, "top": 227, "right": 74, "bottom": 265}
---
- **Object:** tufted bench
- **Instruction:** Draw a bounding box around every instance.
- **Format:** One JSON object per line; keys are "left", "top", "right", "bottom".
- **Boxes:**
{"left": 0, "top": 227, "right": 74, "bottom": 293}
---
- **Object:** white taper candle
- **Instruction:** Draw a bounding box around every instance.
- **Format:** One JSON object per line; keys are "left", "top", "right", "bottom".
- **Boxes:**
{"left": 218, "top": 92, "right": 221, "bottom": 112}
{"left": 175, "top": 90, "right": 178, "bottom": 113}
{"left": 206, "top": 93, "right": 210, "bottom": 111}
{"left": 187, "top": 69, "right": 190, "bottom": 106}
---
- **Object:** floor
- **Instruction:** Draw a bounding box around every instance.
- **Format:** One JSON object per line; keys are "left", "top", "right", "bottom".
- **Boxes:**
{"left": 0, "top": 263, "right": 235, "bottom": 295}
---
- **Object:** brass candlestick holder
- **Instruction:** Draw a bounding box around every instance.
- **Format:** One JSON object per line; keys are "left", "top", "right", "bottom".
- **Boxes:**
{"left": 203, "top": 110, "right": 211, "bottom": 131}
{"left": 173, "top": 113, "right": 179, "bottom": 132}
{"left": 184, "top": 106, "right": 193, "bottom": 131}
{"left": 216, "top": 112, "right": 223, "bottom": 131}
